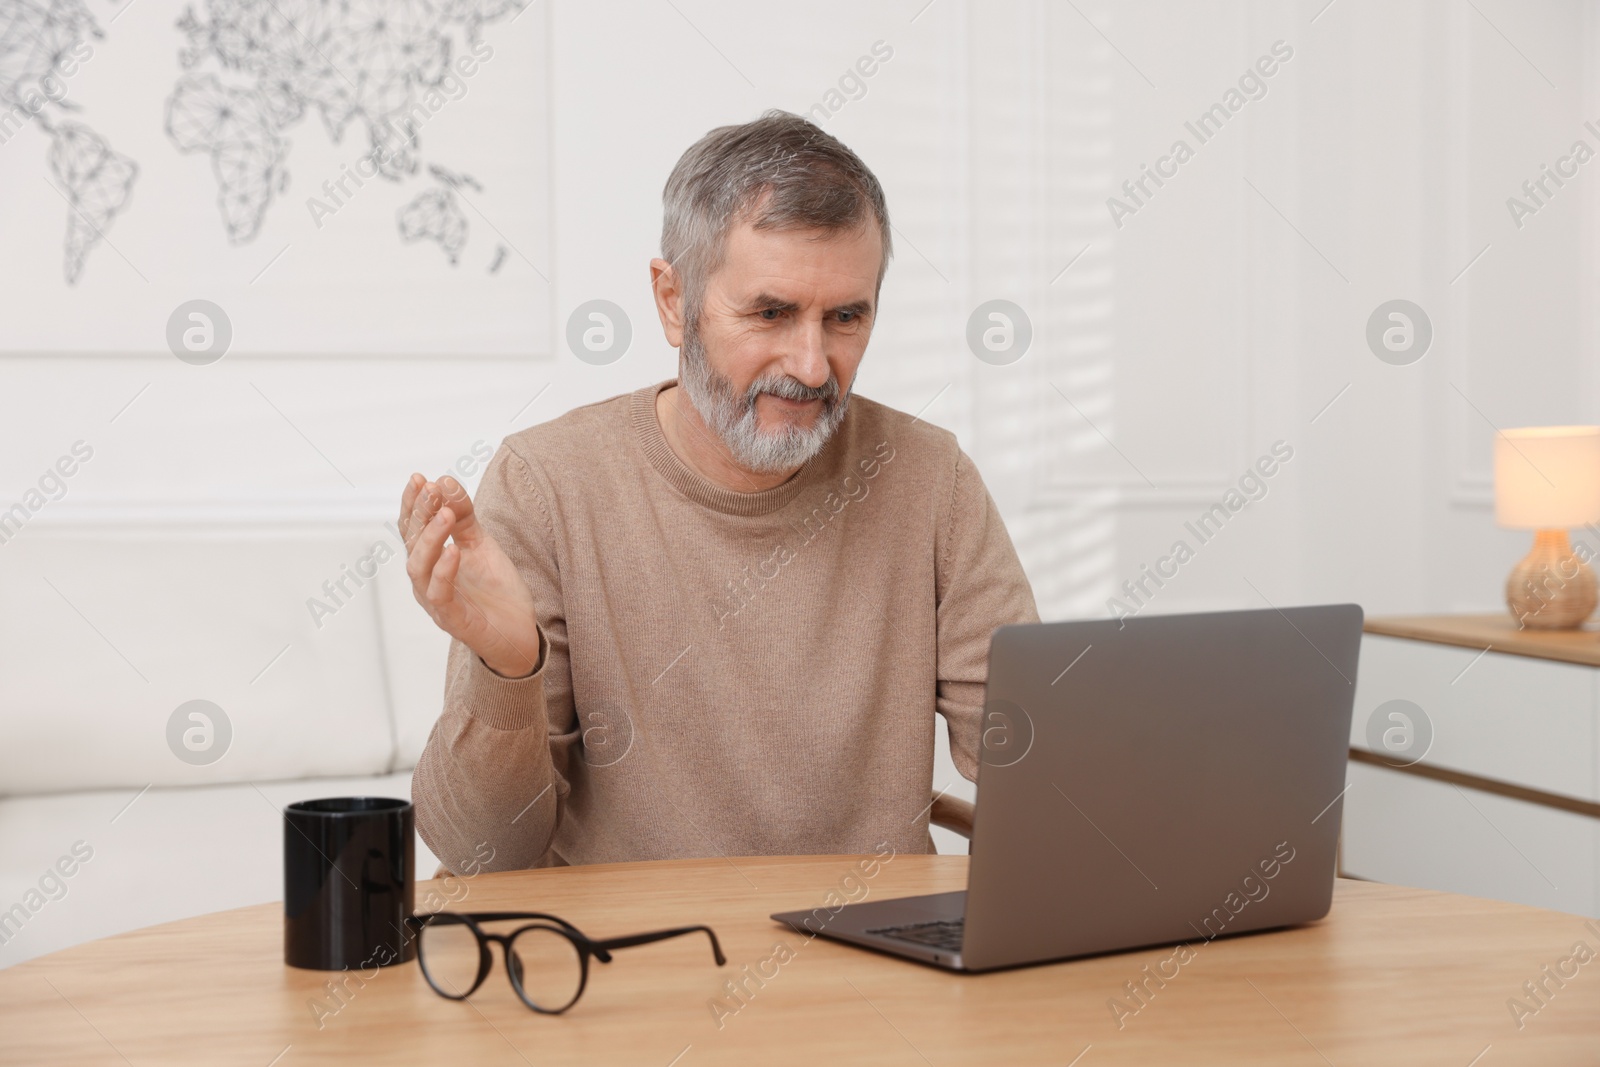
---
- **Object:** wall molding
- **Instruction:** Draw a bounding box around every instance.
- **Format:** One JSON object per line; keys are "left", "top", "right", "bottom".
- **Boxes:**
{"left": 7, "top": 496, "right": 403, "bottom": 530}
{"left": 0, "top": 352, "right": 556, "bottom": 362}
{"left": 1029, "top": 2, "right": 1257, "bottom": 501}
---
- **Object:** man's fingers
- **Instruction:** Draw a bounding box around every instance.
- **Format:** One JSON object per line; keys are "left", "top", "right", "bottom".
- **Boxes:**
{"left": 427, "top": 541, "right": 463, "bottom": 610}
{"left": 422, "top": 537, "right": 467, "bottom": 614}
{"left": 399, "top": 473, "right": 423, "bottom": 547}
{"left": 407, "top": 503, "right": 453, "bottom": 599}
{"left": 406, "top": 481, "right": 444, "bottom": 552}
{"left": 403, "top": 475, "right": 474, "bottom": 553}
{"left": 434, "top": 475, "right": 485, "bottom": 547}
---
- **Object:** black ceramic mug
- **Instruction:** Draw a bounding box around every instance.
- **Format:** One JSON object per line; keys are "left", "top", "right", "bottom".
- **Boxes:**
{"left": 284, "top": 796, "right": 416, "bottom": 971}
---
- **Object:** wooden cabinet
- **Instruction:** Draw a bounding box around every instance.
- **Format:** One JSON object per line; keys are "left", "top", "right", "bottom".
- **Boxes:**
{"left": 1345, "top": 616, "right": 1600, "bottom": 918}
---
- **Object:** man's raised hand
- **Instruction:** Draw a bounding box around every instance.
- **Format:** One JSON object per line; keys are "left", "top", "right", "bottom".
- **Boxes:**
{"left": 400, "top": 472, "right": 543, "bottom": 679}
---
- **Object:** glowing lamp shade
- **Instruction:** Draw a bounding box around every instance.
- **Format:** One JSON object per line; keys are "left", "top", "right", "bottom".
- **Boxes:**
{"left": 1493, "top": 426, "right": 1600, "bottom": 630}
{"left": 1494, "top": 426, "right": 1600, "bottom": 529}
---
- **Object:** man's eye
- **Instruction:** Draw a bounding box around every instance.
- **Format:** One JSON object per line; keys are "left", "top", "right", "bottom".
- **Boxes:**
{"left": 759, "top": 308, "right": 781, "bottom": 321}
{"left": 838, "top": 311, "right": 857, "bottom": 324}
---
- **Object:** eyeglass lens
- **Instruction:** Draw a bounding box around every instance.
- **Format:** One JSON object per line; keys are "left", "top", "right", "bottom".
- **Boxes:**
{"left": 507, "top": 925, "right": 585, "bottom": 1011}
{"left": 417, "top": 917, "right": 482, "bottom": 998}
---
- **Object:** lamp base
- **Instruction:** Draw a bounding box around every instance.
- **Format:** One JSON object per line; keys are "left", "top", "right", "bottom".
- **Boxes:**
{"left": 1506, "top": 529, "right": 1598, "bottom": 630}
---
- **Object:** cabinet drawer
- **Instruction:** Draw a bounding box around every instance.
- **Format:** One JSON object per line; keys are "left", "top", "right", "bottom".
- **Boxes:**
{"left": 1342, "top": 762, "right": 1599, "bottom": 919}
{"left": 1352, "top": 635, "right": 1598, "bottom": 802}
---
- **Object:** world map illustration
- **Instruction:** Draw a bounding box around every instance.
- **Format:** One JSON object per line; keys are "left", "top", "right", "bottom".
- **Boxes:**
{"left": 0, "top": 0, "right": 524, "bottom": 283}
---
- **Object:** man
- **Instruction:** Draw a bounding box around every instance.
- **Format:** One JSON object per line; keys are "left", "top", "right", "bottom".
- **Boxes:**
{"left": 403, "top": 110, "right": 1037, "bottom": 874}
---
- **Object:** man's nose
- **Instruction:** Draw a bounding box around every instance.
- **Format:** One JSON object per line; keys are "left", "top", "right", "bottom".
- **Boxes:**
{"left": 783, "top": 316, "right": 830, "bottom": 389}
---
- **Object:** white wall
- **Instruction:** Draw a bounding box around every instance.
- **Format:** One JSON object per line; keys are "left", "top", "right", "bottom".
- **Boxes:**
{"left": 2, "top": 0, "right": 1596, "bottom": 855}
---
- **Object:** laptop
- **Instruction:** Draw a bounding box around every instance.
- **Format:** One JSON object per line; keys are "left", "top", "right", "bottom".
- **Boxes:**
{"left": 771, "top": 603, "right": 1364, "bottom": 972}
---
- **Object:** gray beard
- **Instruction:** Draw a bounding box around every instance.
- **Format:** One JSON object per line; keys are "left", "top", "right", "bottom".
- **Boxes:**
{"left": 678, "top": 318, "right": 851, "bottom": 475}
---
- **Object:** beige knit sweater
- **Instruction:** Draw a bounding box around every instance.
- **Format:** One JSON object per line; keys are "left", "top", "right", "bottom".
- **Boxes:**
{"left": 412, "top": 378, "right": 1039, "bottom": 873}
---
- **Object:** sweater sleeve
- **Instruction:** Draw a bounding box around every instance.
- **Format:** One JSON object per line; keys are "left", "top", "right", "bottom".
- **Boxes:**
{"left": 934, "top": 448, "right": 1040, "bottom": 783}
{"left": 411, "top": 441, "right": 581, "bottom": 874}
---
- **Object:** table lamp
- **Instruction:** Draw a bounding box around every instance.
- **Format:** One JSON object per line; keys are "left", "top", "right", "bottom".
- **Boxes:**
{"left": 1494, "top": 425, "right": 1600, "bottom": 629}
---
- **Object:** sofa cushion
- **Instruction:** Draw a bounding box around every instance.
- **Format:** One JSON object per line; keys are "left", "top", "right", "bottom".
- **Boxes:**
{"left": 0, "top": 532, "right": 396, "bottom": 794}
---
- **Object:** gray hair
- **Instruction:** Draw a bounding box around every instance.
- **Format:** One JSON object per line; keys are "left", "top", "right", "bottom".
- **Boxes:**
{"left": 660, "top": 109, "right": 893, "bottom": 325}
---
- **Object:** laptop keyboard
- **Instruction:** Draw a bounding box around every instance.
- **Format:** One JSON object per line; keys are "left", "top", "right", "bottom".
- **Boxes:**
{"left": 867, "top": 918, "right": 964, "bottom": 952}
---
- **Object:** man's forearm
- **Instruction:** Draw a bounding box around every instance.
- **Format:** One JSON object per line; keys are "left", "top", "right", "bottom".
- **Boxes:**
{"left": 412, "top": 636, "right": 563, "bottom": 872}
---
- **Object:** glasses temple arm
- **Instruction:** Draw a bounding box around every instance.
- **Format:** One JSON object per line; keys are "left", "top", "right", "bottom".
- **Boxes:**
{"left": 591, "top": 925, "right": 727, "bottom": 966}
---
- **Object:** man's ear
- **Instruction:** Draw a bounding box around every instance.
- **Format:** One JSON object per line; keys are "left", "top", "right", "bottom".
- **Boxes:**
{"left": 649, "top": 257, "right": 685, "bottom": 348}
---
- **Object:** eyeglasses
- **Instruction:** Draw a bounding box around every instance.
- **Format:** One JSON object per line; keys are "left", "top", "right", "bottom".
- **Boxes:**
{"left": 404, "top": 911, "right": 726, "bottom": 1014}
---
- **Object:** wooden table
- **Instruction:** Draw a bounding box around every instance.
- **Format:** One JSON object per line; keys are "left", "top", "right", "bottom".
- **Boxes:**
{"left": 2, "top": 856, "right": 1596, "bottom": 1065}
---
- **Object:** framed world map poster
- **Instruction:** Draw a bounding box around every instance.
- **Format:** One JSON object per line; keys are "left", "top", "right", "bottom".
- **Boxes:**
{"left": 0, "top": 0, "right": 551, "bottom": 357}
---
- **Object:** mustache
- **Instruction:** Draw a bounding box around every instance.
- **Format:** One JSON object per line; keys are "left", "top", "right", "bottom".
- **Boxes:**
{"left": 745, "top": 374, "right": 840, "bottom": 406}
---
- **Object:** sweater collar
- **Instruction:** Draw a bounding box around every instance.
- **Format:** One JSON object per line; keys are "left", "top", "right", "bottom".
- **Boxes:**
{"left": 630, "top": 378, "right": 836, "bottom": 517}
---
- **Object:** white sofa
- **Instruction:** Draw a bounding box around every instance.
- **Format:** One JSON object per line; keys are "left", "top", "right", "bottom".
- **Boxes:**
{"left": 0, "top": 529, "right": 449, "bottom": 968}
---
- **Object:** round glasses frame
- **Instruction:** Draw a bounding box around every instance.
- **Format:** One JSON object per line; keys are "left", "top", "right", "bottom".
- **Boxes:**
{"left": 404, "top": 910, "right": 726, "bottom": 1015}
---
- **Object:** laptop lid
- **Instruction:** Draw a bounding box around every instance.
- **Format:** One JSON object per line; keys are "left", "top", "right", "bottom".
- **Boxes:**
{"left": 960, "top": 604, "right": 1363, "bottom": 972}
